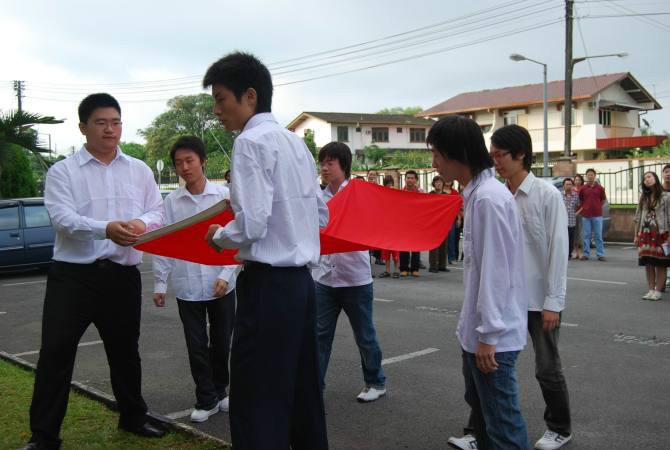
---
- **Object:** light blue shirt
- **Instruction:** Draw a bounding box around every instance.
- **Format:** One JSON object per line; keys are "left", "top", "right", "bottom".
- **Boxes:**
{"left": 212, "top": 113, "right": 328, "bottom": 266}
{"left": 153, "top": 181, "right": 236, "bottom": 301}
{"left": 457, "top": 169, "right": 528, "bottom": 353}
{"left": 312, "top": 179, "right": 373, "bottom": 288}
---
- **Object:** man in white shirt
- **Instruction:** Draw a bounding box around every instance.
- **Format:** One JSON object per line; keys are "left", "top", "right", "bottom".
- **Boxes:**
{"left": 22, "top": 94, "right": 165, "bottom": 450}
{"left": 492, "top": 125, "right": 571, "bottom": 450}
{"left": 313, "top": 142, "right": 386, "bottom": 403}
{"left": 152, "top": 136, "right": 237, "bottom": 424}
{"left": 427, "top": 116, "right": 529, "bottom": 450}
{"left": 203, "top": 52, "right": 329, "bottom": 450}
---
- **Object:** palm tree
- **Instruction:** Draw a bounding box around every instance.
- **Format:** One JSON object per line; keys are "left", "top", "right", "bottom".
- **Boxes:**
{"left": 0, "top": 110, "right": 64, "bottom": 178}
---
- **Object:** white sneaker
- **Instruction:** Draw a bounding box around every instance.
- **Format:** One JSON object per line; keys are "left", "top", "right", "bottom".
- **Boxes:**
{"left": 650, "top": 290, "right": 663, "bottom": 301}
{"left": 534, "top": 430, "right": 572, "bottom": 450}
{"left": 219, "top": 396, "right": 229, "bottom": 412}
{"left": 356, "top": 386, "right": 386, "bottom": 403}
{"left": 448, "top": 433, "right": 478, "bottom": 449}
{"left": 189, "top": 403, "right": 220, "bottom": 423}
{"left": 643, "top": 290, "right": 655, "bottom": 300}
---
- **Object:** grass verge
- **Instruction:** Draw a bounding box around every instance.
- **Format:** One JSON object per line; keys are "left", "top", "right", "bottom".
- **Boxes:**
{"left": 0, "top": 359, "right": 226, "bottom": 449}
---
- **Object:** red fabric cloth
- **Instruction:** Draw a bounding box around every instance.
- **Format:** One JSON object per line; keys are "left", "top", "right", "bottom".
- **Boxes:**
{"left": 135, "top": 178, "right": 462, "bottom": 265}
{"left": 578, "top": 183, "right": 606, "bottom": 218}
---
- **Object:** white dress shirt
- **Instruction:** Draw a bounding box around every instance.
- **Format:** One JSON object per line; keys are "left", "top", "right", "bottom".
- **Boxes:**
{"left": 457, "top": 169, "right": 528, "bottom": 353}
{"left": 44, "top": 146, "right": 164, "bottom": 266}
{"left": 510, "top": 173, "right": 568, "bottom": 312}
{"left": 212, "top": 113, "right": 328, "bottom": 267}
{"left": 153, "top": 181, "right": 236, "bottom": 301}
{"left": 312, "top": 179, "right": 373, "bottom": 288}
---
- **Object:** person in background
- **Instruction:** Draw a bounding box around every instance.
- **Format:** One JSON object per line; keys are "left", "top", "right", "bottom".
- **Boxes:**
{"left": 428, "top": 175, "right": 450, "bottom": 273}
{"left": 223, "top": 169, "right": 231, "bottom": 185}
{"left": 444, "top": 179, "right": 461, "bottom": 265}
{"left": 633, "top": 171, "right": 670, "bottom": 301}
{"left": 578, "top": 169, "right": 607, "bottom": 261}
{"left": 562, "top": 178, "right": 579, "bottom": 261}
{"left": 366, "top": 169, "right": 383, "bottom": 266}
{"left": 379, "top": 175, "right": 401, "bottom": 279}
{"left": 660, "top": 164, "right": 670, "bottom": 290}
{"left": 400, "top": 170, "right": 423, "bottom": 277}
{"left": 153, "top": 136, "right": 236, "bottom": 423}
{"left": 572, "top": 174, "right": 584, "bottom": 260}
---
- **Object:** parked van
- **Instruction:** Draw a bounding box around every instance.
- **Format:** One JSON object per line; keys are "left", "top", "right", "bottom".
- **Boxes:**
{"left": 0, "top": 198, "right": 55, "bottom": 270}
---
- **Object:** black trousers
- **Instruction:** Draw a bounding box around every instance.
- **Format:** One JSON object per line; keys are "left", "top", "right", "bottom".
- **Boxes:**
{"left": 230, "top": 263, "right": 328, "bottom": 450}
{"left": 177, "top": 290, "right": 235, "bottom": 410}
{"left": 29, "top": 261, "right": 147, "bottom": 448}
{"left": 399, "top": 251, "right": 421, "bottom": 272}
{"left": 567, "top": 226, "right": 575, "bottom": 259}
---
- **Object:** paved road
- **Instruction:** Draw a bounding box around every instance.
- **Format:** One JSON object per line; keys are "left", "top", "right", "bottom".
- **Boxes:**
{"left": 1, "top": 246, "right": 669, "bottom": 449}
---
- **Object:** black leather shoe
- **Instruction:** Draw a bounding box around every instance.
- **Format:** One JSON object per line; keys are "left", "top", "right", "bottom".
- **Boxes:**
{"left": 118, "top": 422, "right": 166, "bottom": 438}
{"left": 18, "top": 443, "right": 59, "bottom": 450}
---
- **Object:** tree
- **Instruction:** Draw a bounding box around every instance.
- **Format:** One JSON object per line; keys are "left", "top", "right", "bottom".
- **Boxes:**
{"left": 139, "top": 94, "right": 235, "bottom": 168}
{"left": 119, "top": 141, "right": 146, "bottom": 160}
{"left": 303, "top": 129, "right": 317, "bottom": 159}
{"left": 376, "top": 106, "right": 423, "bottom": 116}
{"left": 363, "top": 144, "right": 387, "bottom": 168}
{"left": 0, "top": 110, "right": 64, "bottom": 182}
{"left": 0, "top": 145, "right": 37, "bottom": 198}
{"left": 627, "top": 132, "right": 670, "bottom": 158}
{"left": 389, "top": 150, "right": 432, "bottom": 169}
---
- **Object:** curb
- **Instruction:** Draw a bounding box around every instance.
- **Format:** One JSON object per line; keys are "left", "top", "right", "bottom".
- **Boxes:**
{"left": 0, "top": 350, "right": 230, "bottom": 448}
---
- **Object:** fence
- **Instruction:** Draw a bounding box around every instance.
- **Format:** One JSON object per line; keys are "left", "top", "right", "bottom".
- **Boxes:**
{"left": 154, "top": 169, "right": 228, "bottom": 191}
{"left": 596, "top": 161, "right": 670, "bottom": 205}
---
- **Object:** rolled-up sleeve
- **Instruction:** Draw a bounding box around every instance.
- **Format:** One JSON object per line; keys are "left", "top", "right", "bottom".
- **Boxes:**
{"left": 44, "top": 164, "right": 108, "bottom": 240}
{"left": 213, "top": 138, "right": 275, "bottom": 249}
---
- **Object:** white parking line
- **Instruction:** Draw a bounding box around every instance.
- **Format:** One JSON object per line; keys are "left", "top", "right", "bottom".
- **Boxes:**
{"left": 374, "top": 298, "right": 395, "bottom": 303}
{"left": 2, "top": 280, "right": 47, "bottom": 287}
{"left": 567, "top": 277, "right": 627, "bottom": 285}
{"left": 166, "top": 408, "right": 194, "bottom": 420}
{"left": 382, "top": 347, "right": 440, "bottom": 366}
{"left": 0, "top": 311, "right": 6, "bottom": 315}
{"left": 562, "top": 322, "right": 579, "bottom": 327}
{"left": 13, "top": 340, "right": 104, "bottom": 357}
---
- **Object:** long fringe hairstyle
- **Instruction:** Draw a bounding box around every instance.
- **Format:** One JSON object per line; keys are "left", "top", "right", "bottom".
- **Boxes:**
{"left": 639, "top": 171, "right": 663, "bottom": 210}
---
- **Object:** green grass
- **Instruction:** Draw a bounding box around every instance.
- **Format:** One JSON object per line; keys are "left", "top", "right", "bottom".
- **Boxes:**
{"left": 609, "top": 204, "right": 637, "bottom": 209}
{"left": 0, "top": 359, "right": 227, "bottom": 449}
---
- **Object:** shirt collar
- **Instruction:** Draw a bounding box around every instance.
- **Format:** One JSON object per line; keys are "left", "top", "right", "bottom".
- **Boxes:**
{"left": 325, "top": 178, "right": 349, "bottom": 196}
{"left": 463, "top": 167, "right": 495, "bottom": 204}
{"left": 242, "top": 112, "right": 277, "bottom": 132}
{"left": 515, "top": 172, "right": 536, "bottom": 196}
{"left": 173, "top": 179, "right": 218, "bottom": 200}
{"left": 76, "top": 145, "right": 126, "bottom": 167}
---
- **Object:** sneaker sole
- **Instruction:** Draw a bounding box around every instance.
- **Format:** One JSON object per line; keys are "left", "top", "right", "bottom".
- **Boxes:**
{"left": 190, "top": 409, "right": 220, "bottom": 423}
{"left": 356, "top": 392, "right": 386, "bottom": 403}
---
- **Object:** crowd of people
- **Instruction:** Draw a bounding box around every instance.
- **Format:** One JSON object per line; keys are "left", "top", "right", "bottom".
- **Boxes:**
{"left": 22, "top": 50, "right": 658, "bottom": 450}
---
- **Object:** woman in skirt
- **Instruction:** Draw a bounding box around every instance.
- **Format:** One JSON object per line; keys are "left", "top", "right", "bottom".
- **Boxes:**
{"left": 634, "top": 171, "right": 670, "bottom": 300}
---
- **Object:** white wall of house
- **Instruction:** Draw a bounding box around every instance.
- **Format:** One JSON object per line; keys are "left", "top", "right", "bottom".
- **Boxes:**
{"left": 291, "top": 116, "right": 333, "bottom": 149}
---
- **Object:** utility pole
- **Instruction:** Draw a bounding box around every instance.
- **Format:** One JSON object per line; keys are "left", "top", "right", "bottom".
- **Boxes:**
{"left": 563, "top": 0, "right": 573, "bottom": 157}
{"left": 13, "top": 80, "right": 24, "bottom": 113}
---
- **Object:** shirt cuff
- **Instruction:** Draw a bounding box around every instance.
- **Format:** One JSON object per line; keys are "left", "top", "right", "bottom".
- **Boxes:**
{"left": 92, "top": 220, "right": 110, "bottom": 240}
{"left": 212, "top": 227, "right": 229, "bottom": 250}
{"left": 543, "top": 296, "right": 564, "bottom": 312}
{"left": 154, "top": 280, "right": 168, "bottom": 294}
{"left": 478, "top": 333, "right": 500, "bottom": 346}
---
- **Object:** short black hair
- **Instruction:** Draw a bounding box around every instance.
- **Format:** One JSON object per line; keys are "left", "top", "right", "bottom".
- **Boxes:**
{"left": 203, "top": 52, "right": 273, "bottom": 113}
{"left": 490, "top": 124, "right": 533, "bottom": 172}
{"left": 664, "top": 164, "right": 670, "bottom": 173}
{"left": 318, "top": 142, "right": 352, "bottom": 178}
{"left": 432, "top": 175, "right": 445, "bottom": 187}
{"left": 585, "top": 168, "right": 596, "bottom": 175}
{"left": 78, "top": 93, "right": 121, "bottom": 123}
{"left": 563, "top": 178, "right": 573, "bottom": 186}
{"left": 383, "top": 175, "right": 394, "bottom": 187}
{"left": 170, "top": 136, "right": 206, "bottom": 167}
{"left": 405, "top": 170, "right": 418, "bottom": 179}
{"left": 426, "top": 115, "right": 493, "bottom": 179}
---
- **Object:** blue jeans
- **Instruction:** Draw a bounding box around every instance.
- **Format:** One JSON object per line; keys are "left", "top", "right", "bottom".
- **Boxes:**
{"left": 582, "top": 216, "right": 604, "bottom": 258}
{"left": 462, "top": 350, "right": 529, "bottom": 450}
{"left": 448, "top": 222, "right": 459, "bottom": 263}
{"left": 315, "top": 282, "right": 385, "bottom": 389}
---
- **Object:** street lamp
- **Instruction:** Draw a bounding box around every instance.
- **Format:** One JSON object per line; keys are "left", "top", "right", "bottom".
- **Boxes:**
{"left": 564, "top": 52, "right": 628, "bottom": 157}
{"left": 510, "top": 53, "right": 549, "bottom": 177}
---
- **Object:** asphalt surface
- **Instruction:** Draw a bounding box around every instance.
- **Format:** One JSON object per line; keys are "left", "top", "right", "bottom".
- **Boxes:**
{"left": 1, "top": 245, "right": 669, "bottom": 449}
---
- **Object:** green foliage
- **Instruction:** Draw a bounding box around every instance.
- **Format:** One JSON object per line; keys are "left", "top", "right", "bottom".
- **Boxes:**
{"left": 363, "top": 144, "right": 387, "bottom": 168}
{"left": 388, "top": 150, "right": 432, "bottom": 169}
{"left": 627, "top": 132, "right": 670, "bottom": 158}
{"left": 205, "top": 151, "right": 231, "bottom": 175}
{"left": 376, "top": 106, "right": 423, "bottom": 116}
{"left": 0, "top": 145, "right": 37, "bottom": 198}
{"left": 120, "top": 141, "right": 146, "bottom": 160}
{"left": 0, "top": 110, "right": 64, "bottom": 173}
{"left": 139, "top": 94, "right": 234, "bottom": 169}
{"left": 303, "top": 129, "right": 317, "bottom": 159}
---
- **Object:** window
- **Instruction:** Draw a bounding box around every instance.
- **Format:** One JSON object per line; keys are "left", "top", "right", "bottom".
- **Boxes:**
{"left": 397, "top": 127, "right": 403, "bottom": 133}
{"left": 409, "top": 128, "right": 426, "bottom": 143}
{"left": 24, "top": 205, "right": 52, "bottom": 228}
{"left": 337, "top": 126, "right": 349, "bottom": 142}
{"left": 503, "top": 112, "right": 518, "bottom": 126}
{"left": 371, "top": 127, "right": 389, "bottom": 142}
{"left": 355, "top": 127, "right": 361, "bottom": 132}
{"left": 0, "top": 205, "right": 19, "bottom": 231}
{"left": 599, "top": 109, "right": 612, "bottom": 127}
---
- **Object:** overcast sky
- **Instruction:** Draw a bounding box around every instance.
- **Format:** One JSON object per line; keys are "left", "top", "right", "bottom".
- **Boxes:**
{"left": 2, "top": 0, "right": 669, "bottom": 155}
